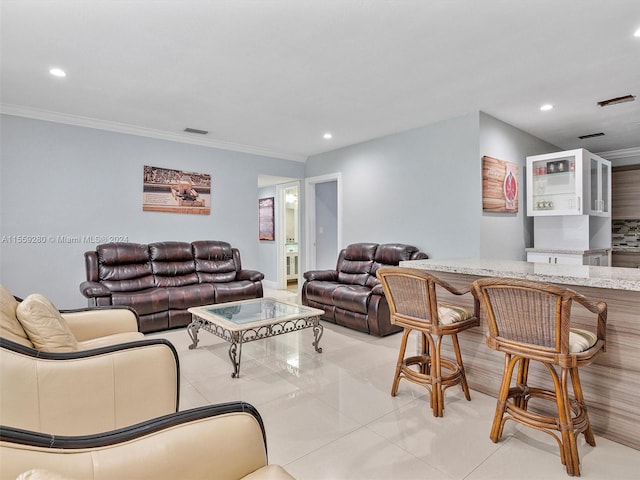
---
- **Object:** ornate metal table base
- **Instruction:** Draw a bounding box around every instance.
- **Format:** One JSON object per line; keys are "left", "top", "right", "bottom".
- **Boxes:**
{"left": 187, "top": 315, "right": 323, "bottom": 378}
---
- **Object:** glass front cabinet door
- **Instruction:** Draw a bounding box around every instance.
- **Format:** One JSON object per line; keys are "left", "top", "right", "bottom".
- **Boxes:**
{"left": 526, "top": 149, "right": 611, "bottom": 217}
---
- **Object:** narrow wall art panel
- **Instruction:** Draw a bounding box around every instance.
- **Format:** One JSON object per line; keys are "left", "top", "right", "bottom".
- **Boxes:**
{"left": 259, "top": 197, "right": 275, "bottom": 240}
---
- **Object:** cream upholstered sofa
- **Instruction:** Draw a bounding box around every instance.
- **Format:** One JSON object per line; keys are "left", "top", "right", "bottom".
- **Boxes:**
{"left": 1, "top": 402, "right": 294, "bottom": 480}
{"left": 0, "top": 285, "right": 179, "bottom": 436}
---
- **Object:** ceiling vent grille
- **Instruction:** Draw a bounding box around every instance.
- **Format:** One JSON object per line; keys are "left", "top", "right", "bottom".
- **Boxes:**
{"left": 597, "top": 95, "right": 636, "bottom": 107}
{"left": 184, "top": 127, "right": 209, "bottom": 135}
{"left": 578, "top": 132, "right": 605, "bottom": 139}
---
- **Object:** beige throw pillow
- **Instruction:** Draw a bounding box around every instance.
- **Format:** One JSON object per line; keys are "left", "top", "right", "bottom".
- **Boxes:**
{"left": 0, "top": 284, "right": 30, "bottom": 342}
{"left": 16, "top": 294, "right": 78, "bottom": 352}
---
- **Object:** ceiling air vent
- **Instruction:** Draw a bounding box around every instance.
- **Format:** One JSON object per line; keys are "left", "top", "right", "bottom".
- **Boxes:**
{"left": 597, "top": 95, "right": 636, "bottom": 107}
{"left": 578, "top": 132, "right": 605, "bottom": 139}
{"left": 184, "top": 127, "right": 209, "bottom": 135}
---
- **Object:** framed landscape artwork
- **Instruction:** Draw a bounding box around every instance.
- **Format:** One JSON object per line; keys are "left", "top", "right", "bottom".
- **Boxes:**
{"left": 482, "top": 156, "right": 519, "bottom": 213}
{"left": 143, "top": 165, "right": 211, "bottom": 215}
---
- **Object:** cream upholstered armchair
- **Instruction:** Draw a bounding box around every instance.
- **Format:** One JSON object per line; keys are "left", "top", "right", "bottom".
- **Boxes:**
{"left": 1, "top": 402, "right": 294, "bottom": 480}
{"left": 0, "top": 285, "right": 179, "bottom": 436}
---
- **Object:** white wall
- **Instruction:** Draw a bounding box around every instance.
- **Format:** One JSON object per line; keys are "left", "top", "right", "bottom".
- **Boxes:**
{"left": 305, "top": 112, "right": 481, "bottom": 258}
{"left": 478, "top": 112, "right": 559, "bottom": 259}
{"left": 0, "top": 115, "right": 304, "bottom": 307}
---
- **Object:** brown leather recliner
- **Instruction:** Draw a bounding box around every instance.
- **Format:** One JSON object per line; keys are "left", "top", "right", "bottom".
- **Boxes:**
{"left": 80, "top": 241, "right": 264, "bottom": 333}
{"left": 302, "top": 243, "right": 428, "bottom": 336}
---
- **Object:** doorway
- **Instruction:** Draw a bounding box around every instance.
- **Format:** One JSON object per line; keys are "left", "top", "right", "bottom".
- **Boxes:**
{"left": 276, "top": 181, "right": 300, "bottom": 292}
{"left": 283, "top": 184, "right": 299, "bottom": 292}
{"left": 305, "top": 173, "right": 342, "bottom": 271}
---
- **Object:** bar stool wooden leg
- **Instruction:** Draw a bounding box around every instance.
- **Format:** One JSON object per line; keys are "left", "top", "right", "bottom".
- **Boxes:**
{"left": 392, "top": 328, "right": 410, "bottom": 397}
{"left": 570, "top": 367, "right": 596, "bottom": 447}
{"left": 451, "top": 333, "right": 471, "bottom": 401}
{"left": 491, "top": 353, "right": 517, "bottom": 443}
{"left": 558, "top": 367, "right": 580, "bottom": 476}
{"left": 432, "top": 335, "right": 444, "bottom": 417}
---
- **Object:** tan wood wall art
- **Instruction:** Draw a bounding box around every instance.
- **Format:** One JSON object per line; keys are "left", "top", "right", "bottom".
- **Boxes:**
{"left": 482, "top": 156, "right": 519, "bottom": 213}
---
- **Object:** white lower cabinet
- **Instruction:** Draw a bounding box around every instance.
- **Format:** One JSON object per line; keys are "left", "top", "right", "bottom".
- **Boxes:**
{"left": 286, "top": 253, "right": 298, "bottom": 280}
{"left": 527, "top": 251, "right": 609, "bottom": 266}
{"left": 527, "top": 252, "right": 584, "bottom": 265}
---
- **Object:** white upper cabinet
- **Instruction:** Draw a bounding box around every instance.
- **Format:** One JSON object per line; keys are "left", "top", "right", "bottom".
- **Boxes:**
{"left": 588, "top": 154, "right": 611, "bottom": 216}
{"left": 526, "top": 149, "right": 611, "bottom": 217}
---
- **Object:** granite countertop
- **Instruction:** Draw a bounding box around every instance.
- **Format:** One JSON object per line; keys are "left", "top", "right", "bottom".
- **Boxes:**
{"left": 525, "top": 247, "right": 610, "bottom": 255}
{"left": 400, "top": 258, "right": 640, "bottom": 292}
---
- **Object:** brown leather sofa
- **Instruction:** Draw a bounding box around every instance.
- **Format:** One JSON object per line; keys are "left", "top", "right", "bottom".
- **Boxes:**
{"left": 80, "top": 241, "right": 264, "bottom": 333}
{"left": 302, "top": 243, "right": 428, "bottom": 336}
{"left": 1, "top": 402, "right": 294, "bottom": 480}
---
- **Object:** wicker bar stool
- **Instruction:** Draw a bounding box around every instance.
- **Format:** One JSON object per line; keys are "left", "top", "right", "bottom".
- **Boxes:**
{"left": 471, "top": 277, "right": 607, "bottom": 477}
{"left": 377, "top": 267, "right": 479, "bottom": 417}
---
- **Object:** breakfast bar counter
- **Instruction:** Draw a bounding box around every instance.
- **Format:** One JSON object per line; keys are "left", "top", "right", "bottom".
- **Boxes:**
{"left": 400, "top": 258, "right": 640, "bottom": 450}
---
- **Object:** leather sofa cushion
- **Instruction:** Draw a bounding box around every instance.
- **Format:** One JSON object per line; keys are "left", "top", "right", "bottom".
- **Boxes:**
{"left": 374, "top": 243, "right": 420, "bottom": 264}
{"left": 304, "top": 281, "right": 343, "bottom": 303}
{"left": 368, "top": 243, "right": 422, "bottom": 288}
{"left": 193, "top": 241, "right": 238, "bottom": 283}
{"left": 332, "top": 285, "right": 371, "bottom": 314}
{"left": 149, "top": 242, "right": 199, "bottom": 287}
{"left": 17, "top": 470, "right": 72, "bottom": 480}
{"left": 1, "top": 285, "right": 31, "bottom": 346}
{"left": 97, "top": 243, "right": 155, "bottom": 292}
{"left": 15, "top": 294, "right": 78, "bottom": 352}
{"left": 166, "top": 284, "right": 215, "bottom": 309}
{"left": 111, "top": 288, "right": 170, "bottom": 315}
{"left": 336, "top": 243, "right": 377, "bottom": 286}
{"left": 214, "top": 281, "right": 259, "bottom": 303}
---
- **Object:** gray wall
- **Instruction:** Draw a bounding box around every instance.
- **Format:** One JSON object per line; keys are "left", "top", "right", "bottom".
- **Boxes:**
{"left": 305, "top": 111, "right": 562, "bottom": 261}
{"left": 305, "top": 112, "right": 481, "bottom": 258}
{"left": 0, "top": 115, "right": 304, "bottom": 307}
{"left": 315, "top": 180, "right": 338, "bottom": 269}
{"left": 478, "top": 112, "right": 559, "bottom": 259}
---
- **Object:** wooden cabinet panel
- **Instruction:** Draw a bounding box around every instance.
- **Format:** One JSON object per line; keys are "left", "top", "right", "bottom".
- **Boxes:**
{"left": 612, "top": 166, "right": 640, "bottom": 219}
{"left": 612, "top": 252, "right": 640, "bottom": 268}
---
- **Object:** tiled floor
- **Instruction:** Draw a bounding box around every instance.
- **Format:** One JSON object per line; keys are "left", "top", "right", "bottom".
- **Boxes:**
{"left": 148, "top": 289, "right": 639, "bottom": 479}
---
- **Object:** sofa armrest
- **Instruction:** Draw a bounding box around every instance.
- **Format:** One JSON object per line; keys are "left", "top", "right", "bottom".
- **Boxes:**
{"left": 237, "top": 269, "right": 265, "bottom": 282}
{"left": 371, "top": 284, "right": 384, "bottom": 295}
{"left": 79, "top": 281, "right": 111, "bottom": 299}
{"left": 303, "top": 270, "right": 338, "bottom": 282}
{"left": 61, "top": 306, "right": 140, "bottom": 341}
{"left": 0, "top": 338, "right": 179, "bottom": 436}
{"left": 1, "top": 403, "right": 294, "bottom": 480}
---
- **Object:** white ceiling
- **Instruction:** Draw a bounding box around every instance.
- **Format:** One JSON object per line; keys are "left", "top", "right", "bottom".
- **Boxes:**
{"left": 1, "top": 0, "right": 639, "bottom": 162}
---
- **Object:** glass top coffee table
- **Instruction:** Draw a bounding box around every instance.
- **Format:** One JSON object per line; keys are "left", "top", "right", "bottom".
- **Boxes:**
{"left": 187, "top": 298, "right": 324, "bottom": 378}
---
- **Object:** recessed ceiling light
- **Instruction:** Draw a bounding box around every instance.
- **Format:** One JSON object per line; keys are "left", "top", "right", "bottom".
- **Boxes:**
{"left": 323, "top": 133, "right": 333, "bottom": 140}
{"left": 634, "top": 27, "right": 640, "bottom": 37}
{"left": 540, "top": 104, "right": 553, "bottom": 111}
{"left": 49, "top": 68, "right": 67, "bottom": 77}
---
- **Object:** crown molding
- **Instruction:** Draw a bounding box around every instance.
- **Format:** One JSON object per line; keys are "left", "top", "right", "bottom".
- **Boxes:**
{"left": 0, "top": 104, "right": 307, "bottom": 162}
{"left": 596, "top": 147, "right": 640, "bottom": 160}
